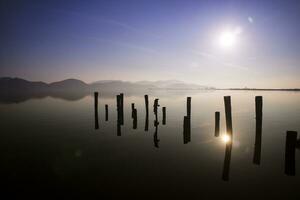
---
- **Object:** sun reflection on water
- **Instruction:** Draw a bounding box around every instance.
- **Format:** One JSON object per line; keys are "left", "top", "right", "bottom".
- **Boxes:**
{"left": 221, "top": 134, "right": 231, "bottom": 144}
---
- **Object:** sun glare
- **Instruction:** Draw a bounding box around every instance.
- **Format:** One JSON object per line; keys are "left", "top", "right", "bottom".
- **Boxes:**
{"left": 219, "top": 31, "right": 236, "bottom": 48}
{"left": 218, "top": 27, "right": 242, "bottom": 49}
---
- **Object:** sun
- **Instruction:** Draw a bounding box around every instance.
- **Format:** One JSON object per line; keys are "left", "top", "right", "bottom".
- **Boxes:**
{"left": 219, "top": 31, "right": 236, "bottom": 48}
{"left": 218, "top": 27, "right": 242, "bottom": 49}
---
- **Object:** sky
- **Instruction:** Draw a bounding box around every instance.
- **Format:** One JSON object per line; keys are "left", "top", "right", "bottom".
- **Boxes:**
{"left": 1, "top": 0, "right": 300, "bottom": 88}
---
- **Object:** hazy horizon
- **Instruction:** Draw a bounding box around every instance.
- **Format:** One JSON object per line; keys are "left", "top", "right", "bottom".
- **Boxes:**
{"left": 1, "top": 0, "right": 300, "bottom": 88}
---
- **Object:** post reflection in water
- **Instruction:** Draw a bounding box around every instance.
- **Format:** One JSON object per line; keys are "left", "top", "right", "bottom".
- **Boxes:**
{"left": 222, "top": 134, "right": 233, "bottom": 181}
{"left": 183, "top": 116, "right": 191, "bottom": 144}
{"left": 253, "top": 96, "right": 263, "bottom": 165}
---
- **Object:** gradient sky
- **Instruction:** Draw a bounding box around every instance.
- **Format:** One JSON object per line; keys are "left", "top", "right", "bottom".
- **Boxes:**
{"left": 1, "top": 0, "right": 300, "bottom": 88}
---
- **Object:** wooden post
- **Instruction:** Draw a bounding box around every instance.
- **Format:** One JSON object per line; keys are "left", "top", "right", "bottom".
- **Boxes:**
{"left": 145, "top": 95, "right": 149, "bottom": 115}
{"left": 131, "top": 103, "right": 135, "bottom": 118}
{"left": 253, "top": 96, "right": 263, "bottom": 165}
{"left": 94, "top": 92, "right": 99, "bottom": 129}
{"left": 187, "top": 97, "right": 191, "bottom": 117}
{"left": 222, "top": 96, "right": 233, "bottom": 181}
{"left": 215, "top": 111, "right": 220, "bottom": 137}
{"left": 119, "top": 93, "right": 124, "bottom": 125}
{"left": 144, "top": 95, "right": 149, "bottom": 132}
{"left": 285, "top": 131, "right": 297, "bottom": 176}
{"left": 153, "top": 99, "right": 159, "bottom": 124}
{"left": 224, "top": 96, "right": 233, "bottom": 137}
{"left": 105, "top": 104, "right": 108, "bottom": 121}
{"left": 116, "top": 94, "right": 122, "bottom": 136}
{"left": 162, "top": 107, "right": 166, "bottom": 125}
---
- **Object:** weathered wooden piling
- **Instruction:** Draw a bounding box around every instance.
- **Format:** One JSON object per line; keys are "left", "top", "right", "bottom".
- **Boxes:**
{"left": 131, "top": 103, "right": 135, "bottom": 118}
{"left": 144, "top": 95, "right": 149, "bottom": 132}
{"left": 162, "top": 107, "right": 166, "bottom": 125}
{"left": 187, "top": 97, "right": 191, "bottom": 117}
{"left": 120, "top": 93, "right": 124, "bottom": 125}
{"left": 145, "top": 95, "right": 149, "bottom": 114}
{"left": 253, "top": 96, "right": 263, "bottom": 165}
{"left": 224, "top": 96, "right": 233, "bottom": 137}
{"left": 116, "top": 94, "right": 122, "bottom": 136}
{"left": 222, "top": 96, "right": 233, "bottom": 181}
{"left": 105, "top": 104, "right": 108, "bottom": 121}
{"left": 215, "top": 111, "right": 220, "bottom": 137}
{"left": 94, "top": 92, "right": 99, "bottom": 129}
{"left": 285, "top": 131, "right": 297, "bottom": 176}
{"left": 153, "top": 98, "right": 160, "bottom": 123}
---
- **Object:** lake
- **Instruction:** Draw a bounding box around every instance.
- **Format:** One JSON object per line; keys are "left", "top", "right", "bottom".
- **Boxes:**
{"left": 1, "top": 90, "right": 300, "bottom": 199}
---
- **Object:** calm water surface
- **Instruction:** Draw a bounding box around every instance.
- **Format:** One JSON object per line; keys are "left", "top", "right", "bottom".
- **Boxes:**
{"left": 1, "top": 90, "right": 300, "bottom": 199}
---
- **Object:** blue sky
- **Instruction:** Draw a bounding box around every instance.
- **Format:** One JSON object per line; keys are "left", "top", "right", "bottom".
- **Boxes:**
{"left": 1, "top": 0, "right": 300, "bottom": 88}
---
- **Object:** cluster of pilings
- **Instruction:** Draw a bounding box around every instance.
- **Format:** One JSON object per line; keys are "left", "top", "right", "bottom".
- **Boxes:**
{"left": 93, "top": 92, "right": 299, "bottom": 179}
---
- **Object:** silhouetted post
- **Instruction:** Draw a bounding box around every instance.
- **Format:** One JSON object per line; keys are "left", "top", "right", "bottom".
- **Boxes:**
{"left": 120, "top": 93, "right": 124, "bottom": 125}
{"left": 94, "top": 92, "right": 99, "bottom": 129}
{"left": 285, "top": 131, "right": 297, "bottom": 176}
{"left": 253, "top": 96, "right": 263, "bottom": 165}
{"left": 187, "top": 97, "right": 191, "bottom": 117}
{"left": 144, "top": 95, "right": 149, "bottom": 132}
{"left": 222, "top": 96, "right": 233, "bottom": 181}
{"left": 215, "top": 111, "right": 220, "bottom": 137}
{"left": 131, "top": 103, "right": 135, "bottom": 118}
{"left": 116, "top": 94, "right": 121, "bottom": 120}
{"left": 145, "top": 95, "right": 149, "bottom": 114}
{"left": 105, "top": 104, "right": 108, "bottom": 121}
{"left": 153, "top": 99, "right": 160, "bottom": 125}
{"left": 116, "top": 95, "right": 122, "bottom": 136}
{"left": 162, "top": 107, "right": 166, "bottom": 125}
{"left": 133, "top": 108, "right": 137, "bottom": 129}
{"left": 224, "top": 96, "right": 233, "bottom": 137}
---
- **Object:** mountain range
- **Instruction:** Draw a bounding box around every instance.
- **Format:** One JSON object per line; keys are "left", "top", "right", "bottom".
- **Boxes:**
{"left": 0, "top": 77, "right": 214, "bottom": 91}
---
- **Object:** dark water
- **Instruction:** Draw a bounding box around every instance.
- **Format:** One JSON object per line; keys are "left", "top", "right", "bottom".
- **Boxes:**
{"left": 1, "top": 90, "right": 300, "bottom": 199}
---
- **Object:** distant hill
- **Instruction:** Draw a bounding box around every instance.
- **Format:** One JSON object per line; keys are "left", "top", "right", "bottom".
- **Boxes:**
{"left": 0, "top": 77, "right": 215, "bottom": 92}
{"left": 0, "top": 77, "right": 214, "bottom": 103}
{"left": 49, "top": 79, "right": 89, "bottom": 91}
{"left": 0, "top": 77, "right": 48, "bottom": 91}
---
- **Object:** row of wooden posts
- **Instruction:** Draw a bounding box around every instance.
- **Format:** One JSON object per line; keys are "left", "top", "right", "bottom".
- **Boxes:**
{"left": 94, "top": 92, "right": 298, "bottom": 178}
